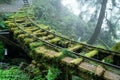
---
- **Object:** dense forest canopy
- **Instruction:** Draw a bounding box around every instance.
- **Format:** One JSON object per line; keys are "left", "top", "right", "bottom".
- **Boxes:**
{"left": 33, "top": 0, "right": 120, "bottom": 49}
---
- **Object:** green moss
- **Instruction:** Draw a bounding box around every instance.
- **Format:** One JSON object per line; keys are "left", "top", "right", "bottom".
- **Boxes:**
{"left": 68, "top": 44, "right": 83, "bottom": 52}
{"left": 9, "top": 15, "right": 14, "bottom": 19}
{"left": 29, "top": 41, "right": 43, "bottom": 49}
{"left": 85, "top": 50, "right": 98, "bottom": 58}
{"left": 11, "top": 27, "right": 18, "bottom": 31}
{"left": 14, "top": 30, "right": 23, "bottom": 37}
{"left": 33, "top": 30, "right": 43, "bottom": 36}
{"left": 24, "top": 38, "right": 34, "bottom": 44}
{"left": 71, "top": 50, "right": 98, "bottom": 64}
{"left": 112, "top": 42, "right": 120, "bottom": 52}
{"left": 55, "top": 49, "right": 77, "bottom": 60}
{"left": 16, "top": 19, "right": 25, "bottom": 23}
{"left": 55, "top": 52, "right": 65, "bottom": 59}
{"left": 38, "top": 24, "right": 49, "bottom": 30}
{"left": 17, "top": 34, "right": 28, "bottom": 40}
{"left": 48, "top": 37, "right": 61, "bottom": 44}
{"left": 4, "top": 21, "right": 11, "bottom": 24}
{"left": 8, "top": 22, "right": 16, "bottom": 28}
{"left": 70, "top": 58, "right": 83, "bottom": 65}
{"left": 42, "top": 35, "right": 54, "bottom": 40}
{"left": 50, "top": 30, "right": 56, "bottom": 33}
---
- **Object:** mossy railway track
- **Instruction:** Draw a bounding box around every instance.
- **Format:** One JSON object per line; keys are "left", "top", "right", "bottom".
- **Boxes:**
{"left": 4, "top": 3, "right": 120, "bottom": 80}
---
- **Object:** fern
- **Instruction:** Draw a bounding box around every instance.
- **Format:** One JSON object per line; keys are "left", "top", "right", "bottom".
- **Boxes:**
{"left": 46, "top": 67, "right": 61, "bottom": 80}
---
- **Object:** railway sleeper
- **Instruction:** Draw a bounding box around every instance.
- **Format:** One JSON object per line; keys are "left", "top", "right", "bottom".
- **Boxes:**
{"left": 57, "top": 40, "right": 71, "bottom": 48}
{"left": 25, "top": 27, "right": 39, "bottom": 33}
{"left": 29, "top": 41, "right": 43, "bottom": 49}
{"left": 15, "top": 18, "right": 26, "bottom": 23}
{"left": 10, "top": 27, "right": 19, "bottom": 32}
{"left": 33, "top": 31, "right": 48, "bottom": 37}
{"left": 47, "top": 37, "right": 61, "bottom": 44}
{"left": 6, "top": 22, "right": 16, "bottom": 28}
{"left": 37, "top": 24, "right": 49, "bottom": 29}
{"left": 23, "top": 23, "right": 34, "bottom": 27}
{"left": 17, "top": 34, "right": 30, "bottom": 42}
{"left": 32, "top": 46, "right": 57, "bottom": 59}
{"left": 68, "top": 44, "right": 83, "bottom": 53}
{"left": 41, "top": 34, "right": 55, "bottom": 40}
{"left": 23, "top": 37, "right": 34, "bottom": 45}
{"left": 55, "top": 50, "right": 78, "bottom": 60}
{"left": 70, "top": 50, "right": 98, "bottom": 65}
{"left": 13, "top": 29, "right": 24, "bottom": 37}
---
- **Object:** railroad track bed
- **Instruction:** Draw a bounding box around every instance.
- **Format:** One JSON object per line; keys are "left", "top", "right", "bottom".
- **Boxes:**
{"left": 4, "top": 6, "right": 120, "bottom": 80}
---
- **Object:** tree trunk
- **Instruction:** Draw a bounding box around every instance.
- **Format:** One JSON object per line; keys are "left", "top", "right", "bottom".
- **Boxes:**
{"left": 87, "top": 0, "right": 108, "bottom": 44}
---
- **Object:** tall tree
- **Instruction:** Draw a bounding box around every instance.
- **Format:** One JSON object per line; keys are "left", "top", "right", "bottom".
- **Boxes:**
{"left": 87, "top": 0, "right": 108, "bottom": 44}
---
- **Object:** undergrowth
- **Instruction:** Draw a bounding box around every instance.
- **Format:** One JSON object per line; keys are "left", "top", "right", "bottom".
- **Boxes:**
{"left": 0, "top": 66, "right": 29, "bottom": 80}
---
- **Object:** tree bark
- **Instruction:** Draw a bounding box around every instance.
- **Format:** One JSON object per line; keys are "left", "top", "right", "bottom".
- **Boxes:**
{"left": 87, "top": 0, "right": 108, "bottom": 44}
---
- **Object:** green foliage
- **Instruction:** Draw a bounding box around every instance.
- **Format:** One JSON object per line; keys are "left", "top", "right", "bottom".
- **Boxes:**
{"left": 33, "top": 0, "right": 77, "bottom": 39}
{"left": 0, "top": 66, "right": 29, "bottom": 80}
{"left": 2, "top": 13, "right": 10, "bottom": 20}
{"left": 0, "top": 21, "right": 6, "bottom": 29}
{"left": 102, "top": 58, "right": 113, "bottom": 63}
{"left": 0, "top": 41, "right": 5, "bottom": 61}
{"left": 46, "top": 67, "right": 61, "bottom": 80}
{"left": 0, "top": 13, "right": 9, "bottom": 29}
{"left": 62, "top": 48, "right": 78, "bottom": 58}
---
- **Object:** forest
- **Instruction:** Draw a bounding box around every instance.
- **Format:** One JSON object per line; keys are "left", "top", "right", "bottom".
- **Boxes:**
{"left": 33, "top": 0, "right": 120, "bottom": 49}
{"left": 0, "top": 0, "right": 120, "bottom": 80}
